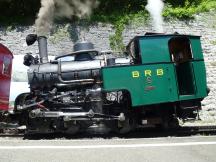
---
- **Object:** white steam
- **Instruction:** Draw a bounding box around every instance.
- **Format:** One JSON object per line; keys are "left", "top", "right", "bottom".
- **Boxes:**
{"left": 36, "top": 0, "right": 98, "bottom": 36}
{"left": 146, "top": 0, "right": 164, "bottom": 32}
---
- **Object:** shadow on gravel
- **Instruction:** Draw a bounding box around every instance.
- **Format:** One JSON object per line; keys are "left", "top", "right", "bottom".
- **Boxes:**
{"left": 23, "top": 127, "right": 216, "bottom": 140}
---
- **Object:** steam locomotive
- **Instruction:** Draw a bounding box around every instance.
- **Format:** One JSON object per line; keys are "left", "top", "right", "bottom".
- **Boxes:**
{"left": 1, "top": 32, "right": 209, "bottom": 134}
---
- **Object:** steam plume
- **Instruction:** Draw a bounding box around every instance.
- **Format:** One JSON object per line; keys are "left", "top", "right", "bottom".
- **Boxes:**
{"left": 146, "top": 0, "right": 164, "bottom": 32}
{"left": 36, "top": 0, "right": 98, "bottom": 36}
{"left": 35, "top": 0, "right": 55, "bottom": 36}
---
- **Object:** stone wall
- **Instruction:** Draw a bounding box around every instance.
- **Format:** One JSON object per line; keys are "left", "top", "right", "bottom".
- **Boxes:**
{"left": 0, "top": 12, "right": 216, "bottom": 121}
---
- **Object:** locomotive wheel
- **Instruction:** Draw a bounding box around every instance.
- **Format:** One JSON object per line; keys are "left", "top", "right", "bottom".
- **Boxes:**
{"left": 159, "top": 115, "right": 180, "bottom": 130}
{"left": 14, "top": 93, "right": 32, "bottom": 111}
{"left": 14, "top": 93, "right": 32, "bottom": 126}
{"left": 63, "top": 121, "right": 80, "bottom": 135}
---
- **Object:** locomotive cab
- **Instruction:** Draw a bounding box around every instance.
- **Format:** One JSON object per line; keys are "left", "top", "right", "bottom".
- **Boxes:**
{"left": 122, "top": 34, "right": 207, "bottom": 102}
{"left": 103, "top": 33, "right": 208, "bottom": 126}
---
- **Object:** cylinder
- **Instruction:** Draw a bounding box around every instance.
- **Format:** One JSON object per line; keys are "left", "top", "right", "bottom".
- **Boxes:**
{"left": 38, "top": 36, "right": 48, "bottom": 63}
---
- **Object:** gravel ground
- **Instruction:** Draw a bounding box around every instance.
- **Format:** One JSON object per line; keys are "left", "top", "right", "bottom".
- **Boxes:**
{"left": 0, "top": 136, "right": 216, "bottom": 162}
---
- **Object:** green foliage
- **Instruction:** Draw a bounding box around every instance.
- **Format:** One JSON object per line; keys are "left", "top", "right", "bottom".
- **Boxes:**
{"left": 92, "top": 0, "right": 216, "bottom": 51}
{"left": 1, "top": 0, "right": 216, "bottom": 50}
{"left": 165, "top": 0, "right": 203, "bottom": 7}
{"left": 163, "top": 0, "right": 216, "bottom": 19}
{"left": 49, "top": 25, "right": 70, "bottom": 44}
{"left": 109, "top": 22, "right": 125, "bottom": 52}
{"left": 0, "top": 0, "right": 215, "bottom": 24}
{"left": 107, "top": 10, "right": 148, "bottom": 52}
{"left": 0, "top": 0, "right": 40, "bottom": 25}
{"left": 90, "top": 0, "right": 148, "bottom": 51}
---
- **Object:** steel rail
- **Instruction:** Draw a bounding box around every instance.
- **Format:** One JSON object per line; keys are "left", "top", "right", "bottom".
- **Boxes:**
{"left": 0, "top": 125, "right": 216, "bottom": 138}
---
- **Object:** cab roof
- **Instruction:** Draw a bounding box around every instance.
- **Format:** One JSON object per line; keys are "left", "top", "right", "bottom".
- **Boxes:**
{"left": 127, "top": 33, "right": 200, "bottom": 46}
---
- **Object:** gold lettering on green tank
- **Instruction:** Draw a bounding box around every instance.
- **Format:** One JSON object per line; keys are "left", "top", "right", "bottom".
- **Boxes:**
{"left": 144, "top": 70, "right": 152, "bottom": 77}
{"left": 157, "top": 69, "right": 164, "bottom": 76}
{"left": 132, "top": 71, "right": 140, "bottom": 78}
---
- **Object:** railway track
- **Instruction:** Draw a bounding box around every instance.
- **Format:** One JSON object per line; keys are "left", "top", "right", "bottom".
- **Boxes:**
{"left": 179, "top": 125, "right": 216, "bottom": 133}
{"left": 0, "top": 125, "right": 216, "bottom": 139}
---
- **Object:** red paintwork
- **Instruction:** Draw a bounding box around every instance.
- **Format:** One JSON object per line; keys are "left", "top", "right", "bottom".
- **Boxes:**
{"left": 0, "top": 43, "right": 13, "bottom": 111}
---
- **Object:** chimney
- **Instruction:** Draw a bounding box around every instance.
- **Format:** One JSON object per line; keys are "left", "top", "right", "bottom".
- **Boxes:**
{"left": 38, "top": 36, "right": 48, "bottom": 63}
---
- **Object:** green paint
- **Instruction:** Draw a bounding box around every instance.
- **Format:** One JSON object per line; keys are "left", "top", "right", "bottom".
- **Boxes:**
{"left": 102, "top": 64, "right": 178, "bottom": 106}
{"left": 192, "top": 61, "right": 207, "bottom": 98}
{"left": 190, "top": 38, "right": 204, "bottom": 60}
{"left": 102, "top": 34, "right": 208, "bottom": 107}
{"left": 139, "top": 36, "right": 170, "bottom": 64}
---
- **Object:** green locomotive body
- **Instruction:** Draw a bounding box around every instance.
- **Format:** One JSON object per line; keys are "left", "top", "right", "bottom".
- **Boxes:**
{"left": 103, "top": 34, "right": 208, "bottom": 107}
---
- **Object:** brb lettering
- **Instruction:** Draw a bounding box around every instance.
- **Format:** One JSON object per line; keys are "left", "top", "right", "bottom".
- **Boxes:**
{"left": 132, "top": 69, "right": 164, "bottom": 78}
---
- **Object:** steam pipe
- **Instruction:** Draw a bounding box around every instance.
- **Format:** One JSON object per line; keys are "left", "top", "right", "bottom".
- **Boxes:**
{"left": 38, "top": 36, "right": 48, "bottom": 63}
{"left": 57, "top": 60, "right": 94, "bottom": 84}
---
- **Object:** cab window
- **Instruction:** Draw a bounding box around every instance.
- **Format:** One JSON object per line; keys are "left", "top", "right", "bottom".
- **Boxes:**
{"left": 169, "top": 37, "right": 193, "bottom": 64}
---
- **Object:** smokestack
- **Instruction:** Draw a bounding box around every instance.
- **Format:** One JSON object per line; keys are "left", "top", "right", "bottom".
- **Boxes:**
{"left": 38, "top": 36, "right": 48, "bottom": 63}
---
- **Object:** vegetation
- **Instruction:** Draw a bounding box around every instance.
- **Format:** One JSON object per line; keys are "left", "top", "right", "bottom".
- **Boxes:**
{"left": 164, "top": 0, "right": 216, "bottom": 19}
{"left": 0, "top": 0, "right": 216, "bottom": 50}
{"left": 49, "top": 25, "right": 70, "bottom": 44}
{"left": 92, "top": 0, "right": 216, "bottom": 51}
{"left": 106, "top": 11, "right": 148, "bottom": 51}
{"left": 0, "top": 0, "right": 40, "bottom": 25}
{"left": 1, "top": 0, "right": 216, "bottom": 25}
